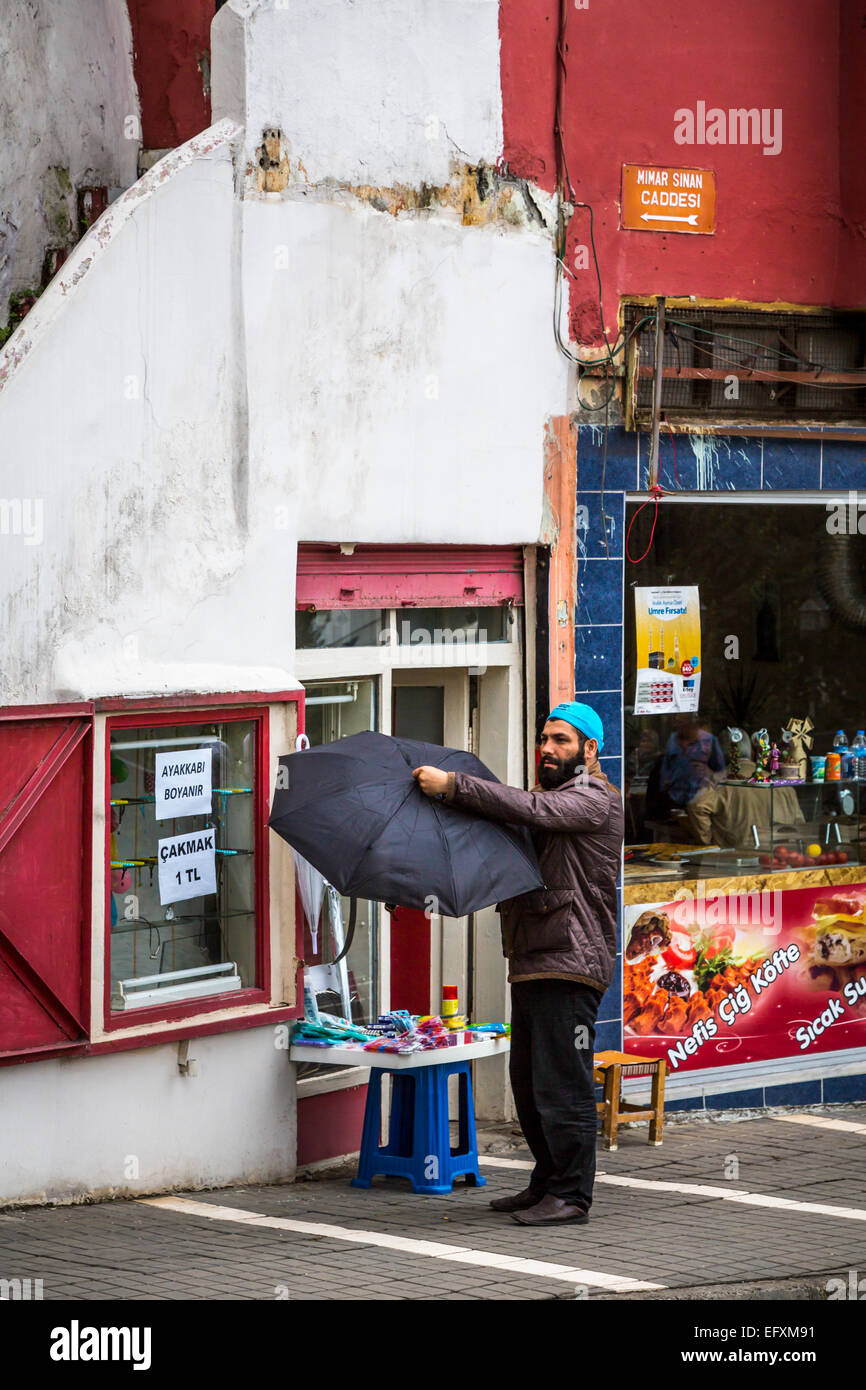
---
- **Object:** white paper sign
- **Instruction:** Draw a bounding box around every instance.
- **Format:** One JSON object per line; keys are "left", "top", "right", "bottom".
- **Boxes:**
{"left": 154, "top": 748, "right": 212, "bottom": 820}
{"left": 158, "top": 828, "right": 217, "bottom": 905}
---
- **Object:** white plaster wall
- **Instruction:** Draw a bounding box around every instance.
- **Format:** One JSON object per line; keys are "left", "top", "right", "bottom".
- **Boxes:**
{"left": 0, "top": 133, "right": 565, "bottom": 705}
{"left": 0, "top": 1027, "right": 296, "bottom": 1207}
{"left": 243, "top": 197, "right": 566, "bottom": 548}
{"left": 0, "top": 0, "right": 139, "bottom": 324}
{"left": 213, "top": 0, "right": 503, "bottom": 186}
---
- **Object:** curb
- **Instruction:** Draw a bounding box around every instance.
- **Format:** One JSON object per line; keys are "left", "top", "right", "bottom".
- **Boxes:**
{"left": 587, "top": 1273, "right": 835, "bottom": 1301}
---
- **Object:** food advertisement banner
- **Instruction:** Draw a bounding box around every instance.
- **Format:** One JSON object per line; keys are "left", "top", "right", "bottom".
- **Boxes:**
{"left": 623, "top": 881, "right": 866, "bottom": 1072}
{"left": 633, "top": 585, "right": 701, "bottom": 715}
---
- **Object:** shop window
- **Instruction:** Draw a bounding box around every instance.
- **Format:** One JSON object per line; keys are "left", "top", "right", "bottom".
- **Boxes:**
{"left": 396, "top": 606, "right": 510, "bottom": 644}
{"left": 296, "top": 609, "right": 385, "bottom": 649}
{"left": 107, "top": 714, "right": 262, "bottom": 1013}
{"left": 296, "top": 605, "right": 512, "bottom": 656}
{"left": 623, "top": 306, "right": 866, "bottom": 426}
{"left": 624, "top": 501, "right": 866, "bottom": 878}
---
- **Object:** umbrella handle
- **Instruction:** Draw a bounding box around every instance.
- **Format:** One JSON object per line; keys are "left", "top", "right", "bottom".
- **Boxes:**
{"left": 332, "top": 896, "right": 357, "bottom": 965}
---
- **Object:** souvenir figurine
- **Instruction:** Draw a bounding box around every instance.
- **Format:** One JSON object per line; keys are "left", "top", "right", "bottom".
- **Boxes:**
{"left": 751, "top": 729, "right": 770, "bottom": 782}
{"left": 782, "top": 716, "right": 813, "bottom": 781}
{"left": 727, "top": 726, "right": 744, "bottom": 780}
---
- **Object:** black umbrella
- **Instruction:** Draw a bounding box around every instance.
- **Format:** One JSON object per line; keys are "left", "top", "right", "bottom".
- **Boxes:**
{"left": 268, "top": 731, "right": 542, "bottom": 924}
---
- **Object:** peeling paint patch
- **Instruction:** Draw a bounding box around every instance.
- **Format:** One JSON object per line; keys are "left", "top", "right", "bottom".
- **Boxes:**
{"left": 244, "top": 157, "right": 551, "bottom": 233}
{"left": 256, "top": 127, "right": 291, "bottom": 192}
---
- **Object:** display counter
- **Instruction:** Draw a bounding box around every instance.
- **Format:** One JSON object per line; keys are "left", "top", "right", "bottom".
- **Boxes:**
{"left": 627, "top": 778, "right": 863, "bottom": 883}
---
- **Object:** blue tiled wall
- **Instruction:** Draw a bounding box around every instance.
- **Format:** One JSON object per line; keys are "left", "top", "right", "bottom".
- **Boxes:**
{"left": 576, "top": 426, "right": 631, "bottom": 1047}
{"left": 575, "top": 423, "right": 866, "bottom": 1107}
{"left": 666, "top": 1074, "right": 866, "bottom": 1112}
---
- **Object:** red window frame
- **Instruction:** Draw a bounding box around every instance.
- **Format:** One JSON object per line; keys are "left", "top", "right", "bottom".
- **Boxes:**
{"left": 102, "top": 701, "right": 273, "bottom": 1032}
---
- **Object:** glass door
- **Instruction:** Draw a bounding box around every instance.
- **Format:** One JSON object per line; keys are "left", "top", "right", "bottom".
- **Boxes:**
{"left": 301, "top": 678, "right": 379, "bottom": 1040}
{"left": 389, "top": 669, "right": 470, "bottom": 1018}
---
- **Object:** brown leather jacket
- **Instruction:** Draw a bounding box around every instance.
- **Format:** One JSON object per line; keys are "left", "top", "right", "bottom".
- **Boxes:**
{"left": 444, "top": 759, "right": 623, "bottom": 993}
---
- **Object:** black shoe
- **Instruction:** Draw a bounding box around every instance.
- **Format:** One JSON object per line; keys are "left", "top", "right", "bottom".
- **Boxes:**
{"left": 489, "top": 1187, "right": 545, "bottom": 1212}
{"left": 511, "top": 1194, "right": 589, "bottom": 1226}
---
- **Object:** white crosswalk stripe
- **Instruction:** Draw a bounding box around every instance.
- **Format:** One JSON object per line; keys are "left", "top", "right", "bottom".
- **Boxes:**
{"left": 480, "top": 1154, "right": 866, "bottom": 1222}
{"left": 139, "top": 1195, "right": 664, "bottom": 1292}
{"left": 773, "top": 1112, "right": 866, "bottom": 1136}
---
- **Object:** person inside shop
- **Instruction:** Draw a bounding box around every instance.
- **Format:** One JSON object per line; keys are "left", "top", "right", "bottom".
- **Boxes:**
{"left": 628, "top": 728, "right": 660, "bottom": 778}
{"left": 413, "top": 701, "right": 623, "bottom": 1227}
{"left": 659, "top": 712, "right": 726, "bottom": 842}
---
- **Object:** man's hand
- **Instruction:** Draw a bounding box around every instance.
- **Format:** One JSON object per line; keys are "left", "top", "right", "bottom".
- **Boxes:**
{"left": 413, "top": 765, "right": 449, "bottom": 797}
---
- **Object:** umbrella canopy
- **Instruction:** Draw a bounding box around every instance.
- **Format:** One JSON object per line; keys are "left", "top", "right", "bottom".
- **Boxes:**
{"left": 268, "top": 731, "right": 542, "bottom": 917}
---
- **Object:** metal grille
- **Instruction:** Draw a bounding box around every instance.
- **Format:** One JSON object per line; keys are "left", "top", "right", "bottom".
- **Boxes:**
{"left": 624, "top": 305, "right": 866, "bottom": 426}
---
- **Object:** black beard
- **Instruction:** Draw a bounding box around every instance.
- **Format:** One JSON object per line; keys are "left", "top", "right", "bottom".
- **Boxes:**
{"left": 538, "top": 750, "right": 584, "bottom": 788}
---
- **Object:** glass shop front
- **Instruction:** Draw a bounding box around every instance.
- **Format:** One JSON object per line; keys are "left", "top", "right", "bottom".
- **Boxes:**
{"left": 622, "top": 498, "right": 866, "bottom": 1081}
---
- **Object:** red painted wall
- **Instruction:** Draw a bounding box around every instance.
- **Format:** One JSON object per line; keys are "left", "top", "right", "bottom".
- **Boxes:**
{"left": 499, "top": 0, "right": 866, "bottom": 347}
{"left": 296, "top": 1085, "right": 367, "bottom": 1167}
{"left": 837, "top": 0, "right": 866, "bottom": 304}
{"left": 127, "top": 0, "right": 214, "bottom": 148}
{"left": 389, "top": 906, "right": 431, "bottom": 1018}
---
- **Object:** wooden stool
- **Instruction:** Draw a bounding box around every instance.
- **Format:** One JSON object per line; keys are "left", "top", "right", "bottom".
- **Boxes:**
{"left": 593, "top": 1050, "right": 666, "bottom": 1151}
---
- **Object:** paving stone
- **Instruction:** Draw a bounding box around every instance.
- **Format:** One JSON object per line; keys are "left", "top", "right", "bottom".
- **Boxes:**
{"left": 3, "top": 1110, "right": 866, "bottom": 1299}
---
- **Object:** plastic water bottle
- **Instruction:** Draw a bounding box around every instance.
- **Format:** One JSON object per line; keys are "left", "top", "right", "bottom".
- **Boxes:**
{"left": 851, "top": 731, "right": 866, "bottom": 780}
{"left": 833, "top": 730, "right": 850, "bottom": 779}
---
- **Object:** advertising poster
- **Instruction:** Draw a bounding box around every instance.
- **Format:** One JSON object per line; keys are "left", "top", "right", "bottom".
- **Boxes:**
{"left": 633, "top": 585, "right": 701, "bottom": 715}
{"left": 623, "top": 880, "right": 866, "bottom": 1073}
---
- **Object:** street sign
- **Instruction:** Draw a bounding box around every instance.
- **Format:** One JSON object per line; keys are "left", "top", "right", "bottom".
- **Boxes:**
{"left": 621, "top": 164, "right": 715, "bottom": 234}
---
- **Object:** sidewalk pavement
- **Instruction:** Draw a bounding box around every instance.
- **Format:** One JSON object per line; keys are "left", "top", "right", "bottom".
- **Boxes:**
{"left": 2, "top": 1105, "right": 866, "bottom": 1301}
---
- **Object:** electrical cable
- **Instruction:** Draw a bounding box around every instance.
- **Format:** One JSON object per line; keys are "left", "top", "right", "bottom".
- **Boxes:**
{"left": 625, "top": 486, "right": 664, "bottom": 564}
{"left": 676, "top": 335, "right": 866, "bottom": 390}
{"left": 665, "top": 321, "right": 866, "bottom": 386}
{"left": 569, "top": 312, "right": 657, "bottom": 410}
{"left": 599, "top": 393, "right": 612, "bottom": 556}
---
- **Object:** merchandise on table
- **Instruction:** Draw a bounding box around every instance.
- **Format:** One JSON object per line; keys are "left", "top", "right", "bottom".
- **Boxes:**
{"left": 441, "top": 985, "right": 459, "bottom": 1017}
{"left": 414, "top": 1015, "right": 457, "bottom": 1047}
{"left": 292, "top": 1007, "right": 510, "bottom": 1053}
{"left": 292, "top": 1013, "right": 377, "bottom": 1046}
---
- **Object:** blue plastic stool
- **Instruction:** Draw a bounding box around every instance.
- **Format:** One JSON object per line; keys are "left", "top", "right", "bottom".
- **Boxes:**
{"left": 351, "top": 1059, "right": 487, "bottom": 1195}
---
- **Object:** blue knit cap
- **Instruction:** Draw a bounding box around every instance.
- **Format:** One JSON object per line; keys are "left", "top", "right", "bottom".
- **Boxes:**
{"left": 547, "top": 701, "right": 604, "bottom": 752}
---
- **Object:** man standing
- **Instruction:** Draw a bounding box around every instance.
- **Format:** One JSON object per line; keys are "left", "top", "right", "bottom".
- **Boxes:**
{"left": 413, "top": 701, "right": 623, "bottom": 1226}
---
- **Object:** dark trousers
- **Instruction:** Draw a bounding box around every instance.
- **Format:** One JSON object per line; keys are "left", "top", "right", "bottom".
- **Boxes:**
{"left": 509, "top": 979, "right": 600, "bottom": 1209}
